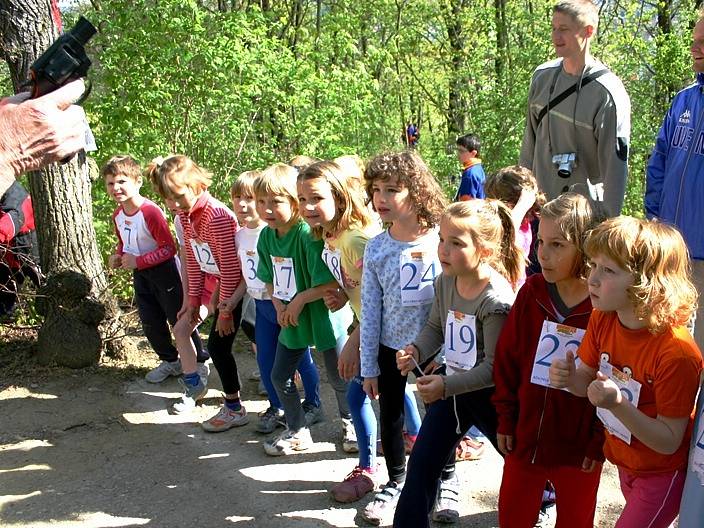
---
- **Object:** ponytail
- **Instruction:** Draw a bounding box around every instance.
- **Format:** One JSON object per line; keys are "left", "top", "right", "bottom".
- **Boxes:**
{"left": 493, "top": 200, "right": 525, "bottom": 290}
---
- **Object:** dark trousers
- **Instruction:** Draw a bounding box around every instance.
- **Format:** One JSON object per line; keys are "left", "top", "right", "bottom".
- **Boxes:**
{"left": 378, "top": 343, "right": 411, "bottom": 483}
{"left": 0, "top": 262, "right": 24, "bottom": 316}
{"left": 208, "top": 303, "right": 243, "bottom": 395}
{"left": 133, "top": 259, "right": 207, "bottom": 363}
{"left": 393, "top": 387, "right": 499, "bottom": 528}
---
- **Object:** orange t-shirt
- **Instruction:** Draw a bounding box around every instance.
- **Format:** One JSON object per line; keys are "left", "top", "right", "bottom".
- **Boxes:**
{"left": 579, "top": 310, "right": 702, "bottom": 475}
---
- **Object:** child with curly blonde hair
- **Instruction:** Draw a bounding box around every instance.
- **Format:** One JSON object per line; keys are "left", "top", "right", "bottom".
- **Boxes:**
{"left": 550, "top": 217, "right": 703, "bottom": 528}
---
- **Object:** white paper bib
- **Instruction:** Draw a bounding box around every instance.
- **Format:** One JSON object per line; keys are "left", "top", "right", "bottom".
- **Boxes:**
{"left": 271, "top": 256, "right": 297, "bottom": 301}
{"left": 190, "top": 239, "right": 220, "bottom": 275}
{"left": 596, "top": 361, "right": 642, "bottom": 445}
{"left": 530, "top": 320, "right": 585, "bottom": 389}
{"left": 238, "top": 249, "right": 267, "bottom": 299}
{"left": 444, "top": 310, "right": 477, "bottom": 374}
{"left": 399, "top": 248, "right": 438, "bottom": 306}
{"left": 322, "top": 244, "right": 345, "bottom": 288}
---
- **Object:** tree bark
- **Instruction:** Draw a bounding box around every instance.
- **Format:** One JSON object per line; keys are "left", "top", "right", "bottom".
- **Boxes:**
{"left": 0, "top": 0, "right": 129, "bottom": 367}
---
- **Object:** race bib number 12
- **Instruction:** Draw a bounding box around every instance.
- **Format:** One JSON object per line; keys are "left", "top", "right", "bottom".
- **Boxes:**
{"left": 190, "top": 239, "right": 221, "bottom": 275}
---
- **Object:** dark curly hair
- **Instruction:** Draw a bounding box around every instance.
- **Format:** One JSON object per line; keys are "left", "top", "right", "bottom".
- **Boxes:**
{"left": 363, "top": 151, "right": 447, "bottom": 228}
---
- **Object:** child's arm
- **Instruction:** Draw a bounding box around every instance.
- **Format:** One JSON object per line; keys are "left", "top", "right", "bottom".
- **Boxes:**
{"left": 359, "top": 242, "right": 383, "bottom": 399}
{"left": 338, "top": 324, "right": 361, "bottom": 381}
{"left": 284, "top": 280, "right": 338, "bottom": 327}
{"left": 131, "top": 203, "right": 177, "bottom": 270}
{"left": 218, "top": 279, "right": 246, "bottom": 315}
{"left": 588, "top": 372, "right": 689, "bottom": 455}
{"left": 109, "top": 210, "right": 124, "bottom": 269}
{"left": 510, "top": 188, "right": 537, "bottom": 232}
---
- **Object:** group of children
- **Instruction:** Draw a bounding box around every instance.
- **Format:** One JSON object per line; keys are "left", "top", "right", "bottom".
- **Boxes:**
{"left": 103, "top": 147, "right": 704, "bottom": 528}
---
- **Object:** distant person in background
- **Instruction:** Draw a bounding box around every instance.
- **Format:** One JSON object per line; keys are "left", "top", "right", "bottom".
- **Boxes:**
{"left": 405, "top": 122, "right": 420, "bottom": 149}
{"left": 454, "top": 133, "right": 486, "bottom": 201}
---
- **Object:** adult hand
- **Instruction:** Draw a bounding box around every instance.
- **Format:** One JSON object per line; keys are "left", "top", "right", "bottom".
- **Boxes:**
{"left": 0, "top": 80, "right": 87, "bottom": 182}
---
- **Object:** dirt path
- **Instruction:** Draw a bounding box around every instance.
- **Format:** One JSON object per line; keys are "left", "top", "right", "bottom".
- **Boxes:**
{"left": 0, "top": 339, "right": 628, "bottom": 527}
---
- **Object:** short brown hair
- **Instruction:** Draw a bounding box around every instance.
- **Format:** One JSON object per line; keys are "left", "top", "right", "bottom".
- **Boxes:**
{"left": 101, "top": 155, "right": 141, "bottom": 182}
{"left": 231, "top": 170, "right": 262, "bottom": 199}
{"left": 554, "top": 0, "right": 599, "bottom": 31}
{"left": 145, "top": 155, "right": 212, "bottom": 200}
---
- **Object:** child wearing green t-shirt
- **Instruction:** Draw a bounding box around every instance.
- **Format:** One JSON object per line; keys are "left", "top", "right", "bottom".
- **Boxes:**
{"left": 254, "top": 163, "right": 354, "bottom": 456}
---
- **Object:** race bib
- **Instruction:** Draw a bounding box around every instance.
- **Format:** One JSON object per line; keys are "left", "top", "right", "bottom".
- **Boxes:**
{"left": 444, "top": 310, "right": 477, "bottom": 374}
{"left": 692, "top": 396, "right": 704, "bottom": 486}
{"left": 271, "top": 256, "right": 297, "bottom": 301}
{"left": 530, "top": 321, "right": 584, "bottom": 389}
{"left": 596, "top": 361, "right": 642, "bottom": 445}
{"left": 238, "top": 249, "right": 267, "bottom": 299}
{"left": 117, "top": 220, "right": 140, "bottom": 255}
{"left": 399, "top": 249, "right": 438, "bottom": 307}
{"left": 322, "top": 244, "right": 345, "bottom": 288}
{"left": 190, "top": 239, "right": 220, "bottom": 275}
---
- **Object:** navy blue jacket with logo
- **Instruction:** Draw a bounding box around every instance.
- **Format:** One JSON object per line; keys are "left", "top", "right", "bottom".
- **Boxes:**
{"left": 646, "top": 73, "right": 704, "bottom": 259}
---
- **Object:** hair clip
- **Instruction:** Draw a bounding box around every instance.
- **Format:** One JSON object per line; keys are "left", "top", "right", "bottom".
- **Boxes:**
{"left": 152, "top": 156, "right": 165, "bottom": 168}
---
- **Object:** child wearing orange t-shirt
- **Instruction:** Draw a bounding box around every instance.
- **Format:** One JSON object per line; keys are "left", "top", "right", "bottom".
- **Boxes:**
{"left": 550, "top": 217, "right": 703, "bottom": 528}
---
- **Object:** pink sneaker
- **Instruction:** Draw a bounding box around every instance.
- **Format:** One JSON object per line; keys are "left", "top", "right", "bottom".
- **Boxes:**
{"left": 330, "top": 466, "right": 376, "bottom": 503}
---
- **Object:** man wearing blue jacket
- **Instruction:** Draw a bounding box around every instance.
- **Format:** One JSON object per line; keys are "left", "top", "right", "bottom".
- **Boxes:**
{"left": 645, "top": 14, "right": 704, "bottom": 353}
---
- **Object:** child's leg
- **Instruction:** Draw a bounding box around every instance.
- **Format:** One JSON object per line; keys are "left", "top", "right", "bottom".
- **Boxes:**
{"left": 207, "top": 304, "right": 243, "bottom": 397}
{"left": 347, "top": 377, "right": 377, "bottom": 469}
{"left": 271, "top": 342, "right": 308, "bottom": 432}
{"left": 134, "top": 268, "right": 179, "bottom": 363}
{"left": 393, "top": 397, "right": 466, "bottom": 528}
{"left": 615, "top": 468, "right": 685, "bottom": 528}
{"left": 254, "top": 300, "right": 283, "bottom": 410}
{"left": 377, "top": 344, "right": 409, "bottom": 484}
{"left": 319, "top": 333, "right": 351, "bottom": 419}
{"left": 403, "top": 383, "right": 421, "bottom": 437}
{"left": 173, "top": 315, "right": 199, "bottom": 374}
{"left": 548, "top": 464, "right": 601, "bottom": 528}
{"left": 296, "top": 347, "right": 321, "bottom": 409}
{"left": 498, "top": 455, "right": 549, "bottom": 527}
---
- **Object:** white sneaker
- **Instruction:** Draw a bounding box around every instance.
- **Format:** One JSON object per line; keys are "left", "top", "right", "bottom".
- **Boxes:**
{"left": 263, "top": 427, "right": 312, "bottom": 456}
{"left": 171, "top": 377, "right": 207, "bottom": 415}
{"left": 145, "top": 360, "right": 182, "bottom": 383}
{"left": 342, "top": 417, "right": 359, "bottom": 453}
{"left": 431, "top": 473, "right": 460, "bottom": 523}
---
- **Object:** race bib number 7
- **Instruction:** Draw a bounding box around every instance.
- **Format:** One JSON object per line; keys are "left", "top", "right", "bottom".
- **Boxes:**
{"left": 399, "top": 249, "right": 438, "bottom": 307}
{"left": 271, "top": 256, "right": 297, "bottom": 301}
{"left": 530, "top": 321, "right": 584, "bottom": 389}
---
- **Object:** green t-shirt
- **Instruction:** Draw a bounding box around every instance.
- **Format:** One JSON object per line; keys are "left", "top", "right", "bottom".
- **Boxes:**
{"left": 256, "top": 221, "right": 351, "bottom": 350}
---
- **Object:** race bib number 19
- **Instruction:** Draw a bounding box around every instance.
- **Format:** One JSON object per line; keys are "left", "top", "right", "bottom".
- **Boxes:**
{"left": 399, "top": 249, "right": 438, "bottom": 306}
{"left": 444, "top": 310, "right": 477, "bottom": 374}
{"left": 190, "top": 239, "right": 221, "bottom": 275}
{"left": 530, "top": 321, "right": 584, "bottom": 389}
{"left": 271, "top": 256, "right": 297, "bottom": 301}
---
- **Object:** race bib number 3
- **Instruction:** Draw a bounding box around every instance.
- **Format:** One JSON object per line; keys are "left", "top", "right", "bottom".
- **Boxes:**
{"left": 271, "top": 256, "right": 297, "bottom": 301}
{"left": 239, "top": 249, "right": 266, "bottom": 297}
{"left": 596, "top": 361, "right": 642, "bottom": 445}
{"left": 530, "top": 321, "right": 584, "bottom": 389}
{"left": 190, "top": 239, "right": 221, "bottom": 275}
{"left": 322, "top": 245, "right": 344, "bottom": 288}
{"left": 444, "top": 310, "right": 477, "bottom": 374}
{"left": 399, "top": 249, "right": 438, "bottom": 307}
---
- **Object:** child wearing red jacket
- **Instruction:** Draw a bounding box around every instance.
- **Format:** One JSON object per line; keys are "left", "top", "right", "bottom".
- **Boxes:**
{"left": 492, "top": 193, "right": 604, "bottom": 527}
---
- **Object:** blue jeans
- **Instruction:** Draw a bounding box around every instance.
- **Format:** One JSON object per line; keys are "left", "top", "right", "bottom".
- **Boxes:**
{"left": 271, "top": 334, "right": 350, "bottom": 432}
{"left": 347, "top": 379, "right": 421, "bottom": 469}
{"left": 254, "top": 299, "right": 319, "bottom": 410}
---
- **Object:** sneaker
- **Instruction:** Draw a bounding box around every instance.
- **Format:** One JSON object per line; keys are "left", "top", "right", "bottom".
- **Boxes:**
{"left": 197, "top": 362, "right": 210, "bottom": 385}
{"left": 201, "top": 404, "right": 249, "bottom": 432}
{"left": 303, "top": 403, "right": 324, "bottom": 427}
{"left": 431, "top": 474, "right": 460, "bottom": 523}
{"left": 361, "top": 480, "right": 404, "bottom": 526}
{"left": 171, "top": 377, "right": 207, "bottom": 414}
{"left": 145, "top": 360, "right": 182, "bottom": 383}
{"left": 341, "top": 417, "right": 359, "bottom": 453}
{"left": 455, "top": 435, "right": 485, "bottom": 462}
{"left": 534, "top": 500, "right": 556, "bottom": 527}
{"left": 258, "top": 380, "right": 268, "bottom": 397}
{"left": 263, "top": 427, "right": 312, "bottom": 456}
{"left": 331, "top": 466, "right": 375, "bottom": 503}
{"left": 256, "top": 406, "right": 285, "bottom": 434}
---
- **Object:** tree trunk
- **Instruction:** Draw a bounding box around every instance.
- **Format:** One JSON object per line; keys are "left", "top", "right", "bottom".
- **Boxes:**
{"left": 445, "top": 0, "right": 465, "bottom": 138}
{"left": 0, "top": 0, "right": 129, "bottom": 367}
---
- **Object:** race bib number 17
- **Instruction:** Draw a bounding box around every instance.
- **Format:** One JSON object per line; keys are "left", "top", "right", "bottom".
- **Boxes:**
{"left": 271, "top": 256, "right": 297, "bottom": 301}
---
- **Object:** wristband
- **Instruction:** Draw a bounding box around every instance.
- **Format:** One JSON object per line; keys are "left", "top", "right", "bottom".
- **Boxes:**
{"left": 218, "top": 312, "right": 233, "bottom": 320}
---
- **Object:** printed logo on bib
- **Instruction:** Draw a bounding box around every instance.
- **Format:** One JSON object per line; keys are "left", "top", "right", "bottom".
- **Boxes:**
{"left": 444, "top": 310, "right": 477, "bottom": 374}
{"left": 271, "top": 256, "right": 297, "bottom": 301}
{"left": 530, "top": 321, "right": 584, "bottom": 389}
{"left": 238, "top": 249, "right": 266, "bottom": 298}
{"left": 596, "top": 361, "right": 642, "bottom": 445}
{"left": 322, "top": 244, "right": 344, "bottom": 288}
{"left": 190, "top": 239, "right": 220, "bottom": 275}
{"left": 399, "top": 249, "right": 438, "bottom": 306}
{"left": 692, "top": 400, "right": 704, "bottom": 486}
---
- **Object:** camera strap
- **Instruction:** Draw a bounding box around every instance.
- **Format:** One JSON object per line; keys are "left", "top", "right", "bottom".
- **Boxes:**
{"left": 536, "top": 69, "right": 608, "bottom": 127}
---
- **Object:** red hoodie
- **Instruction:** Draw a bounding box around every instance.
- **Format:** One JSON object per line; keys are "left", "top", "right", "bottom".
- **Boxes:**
{"left": 492, "top": 273, "right": 605, "bottom": 467}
